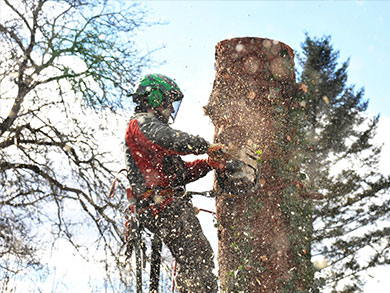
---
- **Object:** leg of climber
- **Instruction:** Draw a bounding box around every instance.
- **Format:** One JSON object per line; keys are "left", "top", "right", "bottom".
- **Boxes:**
{"left": 140, "top": 197, "right": 218, "bottom": 293}
{"left": 168, "top": 199, "right": 217, "bottom": 293}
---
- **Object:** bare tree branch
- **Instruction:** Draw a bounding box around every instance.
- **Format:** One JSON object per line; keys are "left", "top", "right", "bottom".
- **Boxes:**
{"left": 0, "top": 0, "right": 158, "bottom": 289}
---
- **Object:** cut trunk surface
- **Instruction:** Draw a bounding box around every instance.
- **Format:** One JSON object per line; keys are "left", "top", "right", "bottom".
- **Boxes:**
{"left": 205, "top": 37, "right": 313, "bottom": 292}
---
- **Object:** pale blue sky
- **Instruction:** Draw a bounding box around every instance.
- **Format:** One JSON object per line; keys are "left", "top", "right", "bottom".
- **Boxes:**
{"left": 136, "top": 0, "right": 390, "bottom": 119}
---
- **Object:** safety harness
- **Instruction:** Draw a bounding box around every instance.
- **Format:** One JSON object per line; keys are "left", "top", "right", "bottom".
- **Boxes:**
{"left": 108, "top": 169, "right": 179, "bottom": 216}
{"left": 126, "top": 186, "right": 179, "bottom": 217}
{"left": 108, "top": 170, "right": 189, "bottom": 293}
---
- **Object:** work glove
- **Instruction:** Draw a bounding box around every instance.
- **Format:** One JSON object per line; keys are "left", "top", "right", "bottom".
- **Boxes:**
{"left": 207, "top": 143, "right": 226, "bottom": 171}
{"left": 207, "top": 143, "right": 225, "bottom": 154}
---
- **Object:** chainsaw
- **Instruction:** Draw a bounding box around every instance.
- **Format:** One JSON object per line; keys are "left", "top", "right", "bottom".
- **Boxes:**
{"left": 209, "top": 145, "right": 261, "bottom": 193}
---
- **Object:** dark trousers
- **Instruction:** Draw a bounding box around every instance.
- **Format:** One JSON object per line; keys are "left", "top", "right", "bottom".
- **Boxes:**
{"left": 139, "top": 196, "right": 218, "bottom": 292}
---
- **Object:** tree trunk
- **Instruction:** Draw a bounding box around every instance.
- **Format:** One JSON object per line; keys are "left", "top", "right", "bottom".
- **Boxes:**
{"left": 205, "top": 37, "right": 314, "bottom": 292}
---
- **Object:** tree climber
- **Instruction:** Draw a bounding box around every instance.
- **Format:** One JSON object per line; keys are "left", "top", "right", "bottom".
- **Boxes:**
{"left": 124, "top": 73, "right": 223, "bottom": 292}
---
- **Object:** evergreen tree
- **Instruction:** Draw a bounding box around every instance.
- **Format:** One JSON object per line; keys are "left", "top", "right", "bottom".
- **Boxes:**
{"left": 298, "top": 34, "right": 390, "bottom": 292}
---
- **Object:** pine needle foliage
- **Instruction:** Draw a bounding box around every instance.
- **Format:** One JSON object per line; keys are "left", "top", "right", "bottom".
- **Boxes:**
{"left": 297, "top": 34, "right": 390, "bottom": 292}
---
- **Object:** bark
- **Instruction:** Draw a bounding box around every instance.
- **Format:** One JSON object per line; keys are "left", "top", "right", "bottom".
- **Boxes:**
{"left": 205, "top": 37, "right": 313, "bottom": 292}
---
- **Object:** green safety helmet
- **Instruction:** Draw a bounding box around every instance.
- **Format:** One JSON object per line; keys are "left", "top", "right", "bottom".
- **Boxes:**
{"left": 133, "top": 74, "right": 184, "bottom": 123}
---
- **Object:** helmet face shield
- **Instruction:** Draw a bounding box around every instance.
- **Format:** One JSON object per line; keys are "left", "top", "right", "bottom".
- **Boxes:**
{"left": 170, "top": 99, "right": 182, "bottom": 124}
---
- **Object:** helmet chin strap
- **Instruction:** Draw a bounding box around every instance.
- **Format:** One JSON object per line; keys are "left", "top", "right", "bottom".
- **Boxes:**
{"left": 151, "top": 107, "right": 172, "bottom": 124}
{"left": 160, "top": 108, "right": 173, "bottom": 124}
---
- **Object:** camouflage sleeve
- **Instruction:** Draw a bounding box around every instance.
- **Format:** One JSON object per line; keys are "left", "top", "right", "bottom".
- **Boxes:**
{"left": 138, "top": 115, "right": 210, "bottom": 155}
{"left": 183, "top": 159, "right": 212, "bottom": 183}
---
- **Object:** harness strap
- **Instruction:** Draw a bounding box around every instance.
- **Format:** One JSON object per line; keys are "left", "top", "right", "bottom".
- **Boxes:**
{"left": 127, "top": 187, "right": 178, "bottom": 217}
{"left": 107, "top": 168, "right": 128, "bottom": 198}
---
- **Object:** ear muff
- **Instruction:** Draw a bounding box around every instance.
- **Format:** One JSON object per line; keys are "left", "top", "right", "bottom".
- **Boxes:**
{"left": 148, "top": 89, "right": 164, "bottom": 108}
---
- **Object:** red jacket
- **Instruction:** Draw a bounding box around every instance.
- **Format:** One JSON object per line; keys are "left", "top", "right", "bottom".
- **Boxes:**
{"left": 125, "top": 113, "right": 211, "bottom": 195}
